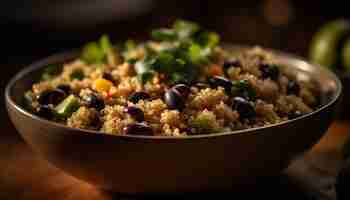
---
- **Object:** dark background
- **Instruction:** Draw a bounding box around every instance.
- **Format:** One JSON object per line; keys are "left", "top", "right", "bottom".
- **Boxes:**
{"left": 1, "top": 0, "right": 350, "bottom": 142}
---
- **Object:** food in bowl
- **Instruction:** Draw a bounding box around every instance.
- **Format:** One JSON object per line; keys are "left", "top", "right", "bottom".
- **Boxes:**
{"left": 24, "top": 20, "right": 319, "bottom": 136}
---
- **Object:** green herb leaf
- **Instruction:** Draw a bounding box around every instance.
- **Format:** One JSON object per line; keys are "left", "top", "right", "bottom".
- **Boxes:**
{"left": 151, "top": 28, "right": 178, "bottom": 41}
{"left": 173, "top": 19, "right": 200, "bottom": 39}
{"left": 196, "top": 31, "right": 220, "bottom": 48}
{"left": 188, "top": 43, "right": 211, "bottom": 64}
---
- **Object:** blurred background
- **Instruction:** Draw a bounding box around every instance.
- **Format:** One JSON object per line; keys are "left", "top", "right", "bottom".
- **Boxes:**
{"left": 0, "top": 0, "right": 349, "bottom": 136}
{"left": 1, "top": 0, "right": 350, "bottom": 140}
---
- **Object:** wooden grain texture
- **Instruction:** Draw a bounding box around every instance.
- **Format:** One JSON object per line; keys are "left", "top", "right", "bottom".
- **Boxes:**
{"left": 0, "top": 121, "right": 349, "bottom": 200}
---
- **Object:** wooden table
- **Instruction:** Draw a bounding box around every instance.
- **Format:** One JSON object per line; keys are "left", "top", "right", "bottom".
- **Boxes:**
{"left": 0, "top": 121, "right": 349, "bottom": 200}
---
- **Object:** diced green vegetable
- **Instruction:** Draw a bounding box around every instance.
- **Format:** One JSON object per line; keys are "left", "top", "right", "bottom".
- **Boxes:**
{"left": 41, "top": 64, "right": 61, "bottom": 81}
{"left": 151, "top": 28, "right": 178, "bottom": 41}
{"left": 231, "top": 80, "right": 257, "bottom": 100}
{"left": 70, "top": 69, "right": 85, "bottom": 80}
{"left": 81, "top": 42, "right": 105, "bottom": 64}
{"left": 54, "top": 95, "right": 80, "bottom": 119}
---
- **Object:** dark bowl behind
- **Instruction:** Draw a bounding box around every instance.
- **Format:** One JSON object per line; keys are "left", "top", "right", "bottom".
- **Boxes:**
{"left": 5, "top": 46, "right": 341, "bottom": 193}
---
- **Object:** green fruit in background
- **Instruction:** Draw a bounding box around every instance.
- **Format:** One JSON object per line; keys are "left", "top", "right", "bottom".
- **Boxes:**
{"left": 342, "top": 37, "right": 350, "bottom": 72}
{"left": 309, "top": 19, "right": 350, "bottom": 70}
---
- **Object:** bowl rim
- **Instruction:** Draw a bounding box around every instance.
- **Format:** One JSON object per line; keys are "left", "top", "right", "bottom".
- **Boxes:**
{"left": 5, "top": 45, "right": 342, "bottom": 140}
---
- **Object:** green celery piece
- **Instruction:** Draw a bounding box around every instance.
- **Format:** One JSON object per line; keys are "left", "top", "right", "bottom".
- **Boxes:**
{"left": 173, "top": 19, "right": 200, "bottom": 39}
{"left": 81, "top": 41, "right": 105, "bottom": 64}
{"left": 151, "top": 28, "right": 178, "bottom": 41}
{"left": 54, "top": 95, "right": 80, "bottom": 119}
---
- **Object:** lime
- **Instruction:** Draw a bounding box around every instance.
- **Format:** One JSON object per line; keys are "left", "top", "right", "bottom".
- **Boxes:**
{"left": 309, "top": 19, "right": 350, "bottom": 70}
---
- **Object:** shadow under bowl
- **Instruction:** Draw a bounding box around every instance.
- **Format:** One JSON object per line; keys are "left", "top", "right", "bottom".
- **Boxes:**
{"left": 5, "top": 46, "right": 342, "bottom": 193}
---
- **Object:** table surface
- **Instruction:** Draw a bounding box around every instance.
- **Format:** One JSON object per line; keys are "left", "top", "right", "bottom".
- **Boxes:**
{"left": 0, "top": 121, "right": 349, "bottom": 200}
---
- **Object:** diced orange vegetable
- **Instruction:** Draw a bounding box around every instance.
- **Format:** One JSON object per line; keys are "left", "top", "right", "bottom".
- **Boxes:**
{"left": 93, "top": 78, "right": 114, "bottom": 93}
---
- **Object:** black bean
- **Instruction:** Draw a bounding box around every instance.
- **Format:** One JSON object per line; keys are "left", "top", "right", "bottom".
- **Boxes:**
{"left": 288, "top": 111, "right": 303, "bottom": 119}
{"left": 37, "top": 89, "right": 67, "bottom": 105}
{"left": 181, "top": 127, "right": 196, "bottom": 135}
{"left": 223, "top": 59, "right": 241, "bottom": 69}
{"left": 195, "top": 82, "right": 210, "bottom": 89}
{"left": 84, "top": 94, "right": 105, "bottom": 111}
{"left": 123, "top": 123, "right": 153, "bottom": 135}
{"left": 172, "top": 84, "right": 191, "bottom": 98}
{"left": 36, "top": 105, "right": 54, "bottom": 119}
{"left": 102, "top": 72, "right": 115, "bottom": 83}
{"left": 129, "top": 91, "right": 151, "bottom": 103}
{"left": 124, "top": 106, "right": 144, "bottom": 122}
{"left": 208, "top": 76, "right": 233, "bottom": 94}
{"left": 287, "top": 80, "right": 300, "bottom": 95}
{"left": 232, "top": 97, "right": 256, "bottom": 119}
{"left": 90, "top": 114, "right": 102, "bottom": 130}
{"left": 57, "top": 84, "right": 71, "bottom": 94}
{"left": 260, "top": 63, "right": 280, "bottom": 80}
{"left": 164, "top": 89, "right": 185, "bottom": 110}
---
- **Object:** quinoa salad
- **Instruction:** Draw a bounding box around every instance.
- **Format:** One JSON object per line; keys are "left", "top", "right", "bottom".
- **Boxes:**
{"left": 24, "top": 20, "right": 319, "bottom": 136}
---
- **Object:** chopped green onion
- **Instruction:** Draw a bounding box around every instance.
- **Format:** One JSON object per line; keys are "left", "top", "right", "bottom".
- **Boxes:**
{"left": 151, "top": 28, "right": 178, "bottom": 41}
{"left": 54, "top": 95, "right": 80, "bottom": 119}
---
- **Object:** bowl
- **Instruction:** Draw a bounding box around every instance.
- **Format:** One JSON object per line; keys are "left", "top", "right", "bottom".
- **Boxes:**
{"left": 5, "top": 45, "right": 342, "bottom": 193}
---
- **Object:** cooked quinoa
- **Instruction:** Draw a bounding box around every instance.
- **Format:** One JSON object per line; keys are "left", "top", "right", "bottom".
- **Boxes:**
{"left": 24, "top": 20, "right": 319, "bottom": 136}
